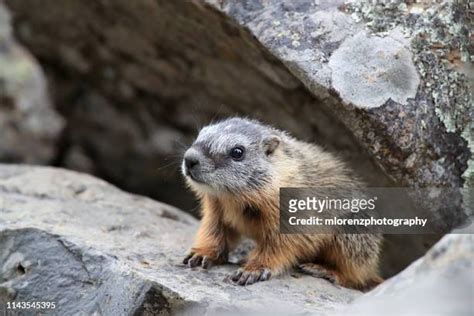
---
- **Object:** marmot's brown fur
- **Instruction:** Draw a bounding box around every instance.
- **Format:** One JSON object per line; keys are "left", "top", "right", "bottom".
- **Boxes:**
{"left": 181, "top": 118, "right": 383, "bottom": 290}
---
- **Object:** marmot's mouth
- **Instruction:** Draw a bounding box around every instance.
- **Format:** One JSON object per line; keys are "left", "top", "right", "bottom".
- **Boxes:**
{"left": 186, "top": 170, "right": 206, "bottom": 184}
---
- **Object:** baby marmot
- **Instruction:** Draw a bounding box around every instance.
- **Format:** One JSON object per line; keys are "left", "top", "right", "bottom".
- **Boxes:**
{"left": 182, "top": 117, "right": 382, "bottom": 290}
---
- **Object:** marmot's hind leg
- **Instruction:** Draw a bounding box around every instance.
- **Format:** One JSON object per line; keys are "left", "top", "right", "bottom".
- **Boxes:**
{"left": 298, "top": 263, "right": 340, "bottom": 285}
{"left": 298, "top": 262, "right": 383, "bottom": 291}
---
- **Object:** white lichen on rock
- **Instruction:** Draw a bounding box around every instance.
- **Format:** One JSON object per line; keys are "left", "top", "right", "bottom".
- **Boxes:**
{"left": 346, "top": 0, "right": 473, "bottom": 214}
{"left": 329, "top": 31, "right": 420, "bottom": 109}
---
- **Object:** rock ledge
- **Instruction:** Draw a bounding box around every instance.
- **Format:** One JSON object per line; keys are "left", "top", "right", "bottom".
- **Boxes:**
{"left": 0, "top": 165, "right": 360, "bottom": 315}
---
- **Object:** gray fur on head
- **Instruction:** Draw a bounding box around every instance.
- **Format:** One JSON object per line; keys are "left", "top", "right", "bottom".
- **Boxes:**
{"left": 182, "top": 117, "right": 283, "bottom": 194}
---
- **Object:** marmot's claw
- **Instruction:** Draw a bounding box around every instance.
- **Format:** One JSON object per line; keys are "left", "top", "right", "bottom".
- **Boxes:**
{"left": 230, "top": 269, "right": 243, "bottom": 282}
{"left": 183, "top": 253, "right": 216, "bottom": 269}
{"left": 201, "top": 256, "right": 213, "bottom": 269}
{"left": 230, "top": 267, "right": 272, "bottom": 286}
{"left": 182, "top": 253, "right": 193, "bottom": 265}
{"left": 187, "top": 254, "right": 203, "bottom": 268}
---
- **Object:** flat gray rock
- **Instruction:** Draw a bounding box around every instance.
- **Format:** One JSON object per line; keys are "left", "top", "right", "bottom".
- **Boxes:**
{"left": 0, "top": 165, "right": 360, "bottom": 315}
{"left": 338, "top": 234, "right": 474, "bottom": 315}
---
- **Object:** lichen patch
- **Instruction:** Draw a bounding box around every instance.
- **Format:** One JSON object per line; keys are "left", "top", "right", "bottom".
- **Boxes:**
{"left": 328, "top": 31, "right": 420, "bottom": 109}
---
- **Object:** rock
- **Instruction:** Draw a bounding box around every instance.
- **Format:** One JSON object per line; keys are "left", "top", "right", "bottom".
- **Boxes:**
{"left": 328, "top": 31, "right": 419, "bottom": 109}
{"left": 0, "top": 165, "right": 360, "bottom": 315}
{"left": 1, "top": 0, "right": 471, "bottom": 276}
{"left": 0, "top": 3, "right": 64, "bottom": 164}
{"left": 338, "top": 234, "right": 474, "bottom": 315}
{"left": 210, "top": 0, "right": 472, "bottom": 230}
{"left": 1, "top": 0, "right": 394, "bottom": 212}
{"left": 3, "top": 0, "right": 471, "bottom": 223}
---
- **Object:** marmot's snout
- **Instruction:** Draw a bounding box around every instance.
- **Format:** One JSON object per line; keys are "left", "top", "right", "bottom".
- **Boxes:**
{"left": 184, "top": 150, "right": 199, "bottom": 171}
{"left": 182, "top": 147, "right": 207, "bottom": 184}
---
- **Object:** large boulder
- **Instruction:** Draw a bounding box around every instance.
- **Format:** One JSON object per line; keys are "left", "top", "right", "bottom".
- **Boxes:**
{"left": 208, "top": 0, "right": 472, "bottom": 231}
{"left": 1, "top": 165, "right": 472, "bottom": 315}
{"left": 0, "top": 0, "right": 394, "bottom": 211}
{"left": 0, "top": 165, "right": 360, "bottom": 315}
{"left": 4, "top": 0, "right": 471, "bottom": 219}
{"left": 339, "top": 233, "right": 474, "bottom": 315}
{"left": 2, "top": 0, "right": 471, "bottom": 275}
{"left": 0, "top": 3, "right": 64, "bottom": 164}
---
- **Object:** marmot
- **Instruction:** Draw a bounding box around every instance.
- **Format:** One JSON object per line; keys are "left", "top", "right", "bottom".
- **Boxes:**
{"left": 181, "top": 117, "right": 382, "bottom": 290}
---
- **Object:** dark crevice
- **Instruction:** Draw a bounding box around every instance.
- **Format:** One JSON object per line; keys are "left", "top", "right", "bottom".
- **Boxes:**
{"left": 16, "top": 263, "right": 26, "bottom": 275}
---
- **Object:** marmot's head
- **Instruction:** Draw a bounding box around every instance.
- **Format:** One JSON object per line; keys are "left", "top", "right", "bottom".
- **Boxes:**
{"left": 182, "top": 118, "right": 281, "bottom": 194}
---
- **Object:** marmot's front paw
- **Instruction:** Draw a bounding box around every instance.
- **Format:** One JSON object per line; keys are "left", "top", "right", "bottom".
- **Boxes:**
{"left": 182, "top": 250, "right": 226, "bottom": 269}
{"left": 230, "top": 266, "right": 272, "bottom": 286}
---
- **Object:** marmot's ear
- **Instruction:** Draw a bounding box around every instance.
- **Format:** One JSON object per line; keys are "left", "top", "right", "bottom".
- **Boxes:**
{"left": 262, "top": 135, "right": 281, "bottom": 155}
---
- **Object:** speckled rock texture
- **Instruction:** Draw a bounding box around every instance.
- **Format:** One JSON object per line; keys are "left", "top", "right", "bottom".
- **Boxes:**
{"left": 339, "top": 233, "right": 474, "bottom": 315}
{"left": 0, "top": 3, "right": 64, "bottom": 164}
{"left": 208, "top": 0, "right": 472, "bottom": 230}
{"left": 0, "top": 165, "right": 361, "bottom": 315}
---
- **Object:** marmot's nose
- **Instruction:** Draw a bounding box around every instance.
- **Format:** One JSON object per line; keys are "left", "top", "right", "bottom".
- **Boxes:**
{"left": 184, "top": 151, "right": 200, "bottom": 171}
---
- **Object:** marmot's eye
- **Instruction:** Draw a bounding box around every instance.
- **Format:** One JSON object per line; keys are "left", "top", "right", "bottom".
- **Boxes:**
{"left": 230, "top": 146, "right": 245, "bottom": 160}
